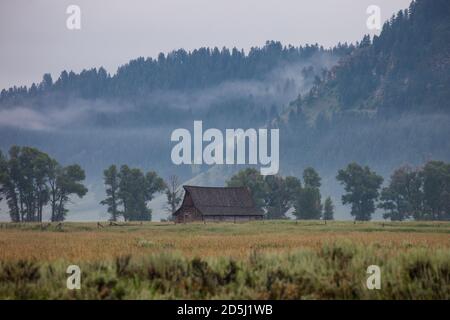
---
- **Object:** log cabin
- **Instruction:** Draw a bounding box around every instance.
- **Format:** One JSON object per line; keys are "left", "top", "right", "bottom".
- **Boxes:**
{"left": 173, "top": 185, "right": 264, "bottom": 223}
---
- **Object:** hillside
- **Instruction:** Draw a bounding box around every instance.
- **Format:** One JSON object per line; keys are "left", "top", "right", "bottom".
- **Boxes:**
{"left": 286, "top": 0, "right": 450, "bottom": 120}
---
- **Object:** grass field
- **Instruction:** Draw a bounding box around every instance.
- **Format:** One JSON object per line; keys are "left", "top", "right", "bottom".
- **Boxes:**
{"left": 0, "top": 220, "right": 449, "bottom": 299}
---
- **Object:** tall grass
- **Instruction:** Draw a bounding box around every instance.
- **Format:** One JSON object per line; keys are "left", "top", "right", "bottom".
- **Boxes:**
{"left": 0, "top": 241, "right": 448, "bottom": 299}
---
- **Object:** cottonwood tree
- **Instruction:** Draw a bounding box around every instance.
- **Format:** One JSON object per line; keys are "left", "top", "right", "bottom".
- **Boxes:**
{"left": 294, "top": 188, "right": 322, "bottom": 220}
{"left": 100, "top": 165, "right": 121, "bottom": 221}
{"left": 0, "top": 146, "right": 87, "bottom": 222}
{"left": 0, "top": 148, "right": 22, "bottom": 222}
{"left": 422, "top": 161, "right": 450, "bottom": 220}
{"left": 336, "top": 163, "right": 383, "bottom": 221}
{"left": 264, "top": 175, "right": 301, "bottom": 219}
{"left": 379, "top": 165, "right": 423, "bottom": 221}
{"left": 49, "top": 164, "right": 88, "bottom": 222}
{"left": 0, "top": 146, "right": 53, "bottom": 222}
{"left": 294, "top": 167, "right": 322, "bottom": 220}
{"left": 116, "top": 165, "right": 165, "bottom": 221}
{"left": 0, "top": 151, "right": 6, "bottom": 215}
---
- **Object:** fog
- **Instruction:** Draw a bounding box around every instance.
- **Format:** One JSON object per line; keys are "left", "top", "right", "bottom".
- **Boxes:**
{"left": 0, "top": 53, "right": 333, "bottom": 221}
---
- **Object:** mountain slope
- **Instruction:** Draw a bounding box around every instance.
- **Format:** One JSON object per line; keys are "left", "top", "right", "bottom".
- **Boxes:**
{"left": 286, "top": 0, "right": 450, "bottom": 120}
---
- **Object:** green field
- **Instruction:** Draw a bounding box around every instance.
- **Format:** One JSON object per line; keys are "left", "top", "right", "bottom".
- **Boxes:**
{"left": 0, "top": 220, "right": 449, "bottom": 299}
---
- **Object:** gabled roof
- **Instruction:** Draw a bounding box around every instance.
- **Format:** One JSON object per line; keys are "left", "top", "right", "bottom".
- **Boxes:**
{"left": 181, "top": 185, "right": 263, "bottom": 216}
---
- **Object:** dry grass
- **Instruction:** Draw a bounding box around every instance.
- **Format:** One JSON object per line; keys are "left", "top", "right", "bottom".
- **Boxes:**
{"left": 0, "top": 221, "right": 449, "bottom": 299}
{"left": 0, "top": 220, "right": 449, "bottom": 263}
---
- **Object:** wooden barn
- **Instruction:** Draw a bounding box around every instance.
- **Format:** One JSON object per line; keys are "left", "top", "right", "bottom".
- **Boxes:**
{"left": 173, "top": 186, "right": 264, "bottom": 223}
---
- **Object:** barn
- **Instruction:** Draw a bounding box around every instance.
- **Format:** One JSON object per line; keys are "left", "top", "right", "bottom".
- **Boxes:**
{"left": 173, "top": 185, "right": 264, "bottom": 223}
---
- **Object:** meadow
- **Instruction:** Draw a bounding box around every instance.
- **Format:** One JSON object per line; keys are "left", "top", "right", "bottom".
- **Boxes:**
{"left": 0, "top": 220, "right": 449, "bottom": 299}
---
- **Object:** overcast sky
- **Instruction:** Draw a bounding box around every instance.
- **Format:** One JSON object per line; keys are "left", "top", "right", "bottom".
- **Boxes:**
{"left": 0, "top": 0, "right": 412, "bottom": 90}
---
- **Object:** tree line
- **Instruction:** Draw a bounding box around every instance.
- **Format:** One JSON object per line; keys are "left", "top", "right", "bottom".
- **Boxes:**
{"left": 0, "top": 146, "right": 174, "bottom": 222}
{"left": 0, "top": 41, "right": 355, "bottom": 105}
{"left": 226, "top": 167, "right": 334, "bottom": 221}
{"left": 1, "top": 146, "right": 449, "bottom": 222}
{"left": 227, "top": 160, "right": 450, "bottom": 221}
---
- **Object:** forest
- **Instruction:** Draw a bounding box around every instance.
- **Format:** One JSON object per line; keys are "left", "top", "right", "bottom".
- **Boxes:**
{"left": 0, "top": 42, "right": 353, "bottom": 105}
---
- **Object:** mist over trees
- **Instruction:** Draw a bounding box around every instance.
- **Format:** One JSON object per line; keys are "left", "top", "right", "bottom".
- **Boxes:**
{"left": 0, "top": 41, "right": 353, "bottom": 106}
{"left": 286, "top": 0, "right": 450, "bottom": 115}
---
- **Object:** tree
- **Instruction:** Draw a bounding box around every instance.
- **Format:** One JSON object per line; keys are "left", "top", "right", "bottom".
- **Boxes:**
{"left": 336, "top": 163, "right": 383, "bottom": 221}
{"left": 303, "top": 167, "right": 321, "bottom": 189}
{"left": 165, "top": 175, "right": 183, "bottom": 218}
{"left": 294, "top": 168, "right": 322, "bottom": 220}
{"left": 51, "top": 164, "right": 88, "bottom": 222}
{"left": 0, "top": 147, "right": 25, "bottom": 222}
{"left": 264, "top": 175, "right": 301, "bottom": 219}
{"left": 0, "top": 146, "right": 87, "bottom": 222}
{"left": 0, "top": 146, "right": 53, "bottom": 222}
{"left": 323, "top": 197, "right": 334, "bottom": 220}
{"left": 118, "top": 166, "right": 146, "bottom": 221}
{"left": 226, "top": 168, "right": 267, "bottom": 211}
{"left": 422, "top": 161, "right": 450, "bottom": 220}
{"left": 117, "top": 165, "right": 165, "bottom": 221}
{"left": 0, "top": 150, "right": 6, "bottom": 213}
{"left": 48, "top": 160, "right": 61, "bottom": 222}
{"left": 40, "top": 73, "right": 53, "bottom": 91}
{"left": 226, "top": 168, "right": 301, "bottom": 219}
{"left": 100, "top": 165, "right": 121, "bottom": 221}
{"left": 29, "top": 148, "right": 53, "bottom": 222}
{"left": 294, "top": 187, "right": 322, "bottom": 220}
{"left": 378, "top": 165, "right": 423, "bottom": 221}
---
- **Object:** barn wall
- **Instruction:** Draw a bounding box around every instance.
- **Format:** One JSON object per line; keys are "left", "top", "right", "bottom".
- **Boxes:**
{"left": 174, "top": 212, "right": 263, "bottom": 223}
{"left": 203, "top": 215, "right": 263, "bottom": 222}
{"left": 174, "top": 207, "right": 202, "bottom": 223}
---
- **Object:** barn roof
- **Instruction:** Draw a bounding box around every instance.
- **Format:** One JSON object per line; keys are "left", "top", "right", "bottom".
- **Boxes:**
{"left": 181, "top": 185, "right": 263, "bottom": 216}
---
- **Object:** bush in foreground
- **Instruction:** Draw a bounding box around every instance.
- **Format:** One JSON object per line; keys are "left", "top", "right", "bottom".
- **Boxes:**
{"left": 0, "top": 241, "right": 449, "bottom": 299}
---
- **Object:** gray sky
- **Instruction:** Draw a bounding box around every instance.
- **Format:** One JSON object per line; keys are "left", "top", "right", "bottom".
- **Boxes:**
{"left": 0, "top": 0, "right": 411, "bottom": 90}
